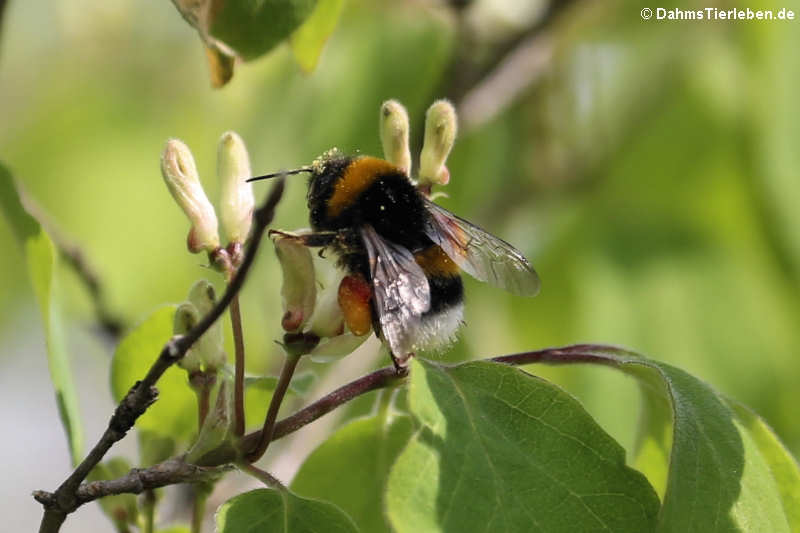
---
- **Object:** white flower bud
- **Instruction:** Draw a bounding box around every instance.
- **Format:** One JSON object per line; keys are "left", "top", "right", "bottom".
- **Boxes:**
{"left": 161, "top": 139, "right": 220, "bottom": 253}
{"left": 379, "top": 100, "right": 412, "bottom": 175}
{"left": 218, "top": 131, "right": 255, "bottom": 244}
{"left": 418, "top": 99, "right": 458, "bottom": 187}
{"left": 273, "top": 232, "right": 317, "bottom": 333}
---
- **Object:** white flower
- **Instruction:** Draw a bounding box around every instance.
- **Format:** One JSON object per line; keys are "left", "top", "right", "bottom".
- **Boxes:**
{"left": 273, "top": 232, "right": 317, "bottom": 333}
{"left": 273, "top": 230, "right": 371, "bottom": 360}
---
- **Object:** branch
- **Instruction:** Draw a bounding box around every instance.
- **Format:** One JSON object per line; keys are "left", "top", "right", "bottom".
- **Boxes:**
{"left": 194, "top": 365, "right": 407, "bottom": 466}
{"left": 33, "top": 459, "right": 232, "bottom": 508}
{"left": 36, "top": 340, "right": 619, "bottom": 523}
{"left": 207, "top": 344, "right": 614, "bottom": 464}
{"left": 35, "top": 178, "right": 285, "bottom": 533}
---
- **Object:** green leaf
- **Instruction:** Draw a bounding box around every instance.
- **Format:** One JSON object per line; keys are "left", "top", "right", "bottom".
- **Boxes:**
{"left": 537, "top": 346, "right": 800, "bottom": 532}
{"left": 0, "top": 164, "right": 83, "bottom": 465}
{"left": 629, "top": 359, "right": 748, "bottom": 533}
{"left": 728, "top": 400, "right": 800, "bottom": 530}
{"left": 386, "top": 359, "right": 660, "bottom": 533}
{"left": 292, "top": 414, "right": 414, "bottom": 532}
{"left": 111, "top": 306, "right": 197, "bottom": 463}
{"left": 630, "top": 372, "right": 672, "bottom": 500}
{"left": 208, "top": 0, "right": 318, "bottom": 61}
{"left": 90, "top": 458, "right": 138, "bottom": 531}
{"left": 290, "top": 0, "right": 344, "bottom": 73}
{"left": 215, "top": 488, "right": 359, "bottom": 533}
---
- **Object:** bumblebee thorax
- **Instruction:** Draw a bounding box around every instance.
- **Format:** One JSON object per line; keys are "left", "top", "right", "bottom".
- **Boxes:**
{"left": 307, "top": 153, "right": 404, "bottom": 230}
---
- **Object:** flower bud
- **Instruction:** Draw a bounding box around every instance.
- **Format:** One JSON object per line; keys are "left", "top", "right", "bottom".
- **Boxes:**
{"left": 379, "top": 100, "right": 412, "bottom": 175}
{"left": 418, "top": 100, "right": 458, "bottom": 187}
{"left": 161, "top": 139, "right": 220, "bottom": 253}
{"left": 218, "top": 131, "right": 255, "bottom": 244}
{"left": 174, "top": 302, "right": 203, "bottom": 373}
{"left": 187, "top": 279, "right": 227, "bottom": 370}
{"left": 273, "top": 232, "right": 317, "bottom": 332}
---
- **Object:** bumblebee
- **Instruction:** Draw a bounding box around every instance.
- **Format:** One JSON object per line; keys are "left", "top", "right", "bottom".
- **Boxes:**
{"left": 251, "top": 150, "right": 540, "bottom": 367}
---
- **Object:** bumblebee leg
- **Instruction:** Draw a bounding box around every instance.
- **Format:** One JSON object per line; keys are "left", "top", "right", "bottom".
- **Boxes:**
{"left": 373, "top": 318, "right": 414, "bottom": 372}
{"left": 268, "top": 229, "right": 339, "bottom": 247}
{"left": 390, "top": 350, "right": 414, "bottom": 372}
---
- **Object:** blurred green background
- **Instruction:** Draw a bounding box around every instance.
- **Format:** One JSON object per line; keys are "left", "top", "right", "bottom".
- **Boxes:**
{"left": 2, "top": 0, "right": 800, "bottom": 529}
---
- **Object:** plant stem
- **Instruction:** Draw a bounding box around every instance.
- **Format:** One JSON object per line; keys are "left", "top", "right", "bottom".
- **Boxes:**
{"left": 141, "top": 490, "right": 155, "bottom": 533}
{"left": 238, "top": 463, "right": 284, "bottom": 489}
{"left": 192, "top": 371, "right": 215, "bottom": 429}
{"left": 194, "top": 365, "right": 407, "bottom": 466}
{"left": 230, "top": 294, "right": 246, "bottom": 437}
{"left": 246, "top": 354, "right": 301, "bottom": 463}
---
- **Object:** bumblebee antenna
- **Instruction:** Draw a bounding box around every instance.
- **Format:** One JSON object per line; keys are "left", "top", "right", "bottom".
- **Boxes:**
{"left": 247, "top": 167, "right": 312, "bottom": 182}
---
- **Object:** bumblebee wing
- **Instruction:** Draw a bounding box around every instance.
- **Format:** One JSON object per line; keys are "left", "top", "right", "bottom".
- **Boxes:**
{"left": 360, "top": 224, "right": 431, "bottom": 357}
{"left": 424, "top": 199, "right": 541, "bottom": 297}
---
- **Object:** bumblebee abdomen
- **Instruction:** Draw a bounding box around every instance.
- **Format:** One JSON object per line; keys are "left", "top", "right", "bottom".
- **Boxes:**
{"left": 409, "top": 244, "right": 464, "bottom": 352}
{"left": 413, "top": 244, "right": 463, "bottom": 316}
{"left": 350, "top": 241, "right": 464, "bottom": 353}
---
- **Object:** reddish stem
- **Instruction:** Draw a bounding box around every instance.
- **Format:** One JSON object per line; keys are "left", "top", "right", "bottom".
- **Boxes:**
{"left": 230, "top": 295, "right": 246, "bottom": 437}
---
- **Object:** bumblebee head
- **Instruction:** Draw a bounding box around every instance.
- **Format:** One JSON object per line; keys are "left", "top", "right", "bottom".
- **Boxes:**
{"left": 247, "top": 148, "right": 353, "bottom": 230}
{"left": 246, "top": 148, "right": 349, "bottom": 190}
{"left": 305, "top": 149, "right": 353, "bottom": 229}
{"left": 306, "top": 148, "right": 351, "bottom": 198}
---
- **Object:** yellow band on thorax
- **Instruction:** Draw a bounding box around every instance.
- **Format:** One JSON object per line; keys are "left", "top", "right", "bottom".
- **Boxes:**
{"left": 326, "top": 156, "right": 399, "bottom": 218}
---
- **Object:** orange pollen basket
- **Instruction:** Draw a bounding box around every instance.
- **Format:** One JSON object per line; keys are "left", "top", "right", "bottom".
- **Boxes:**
{"left": 338, "top": 274, "right": 373, "bottom": 336}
